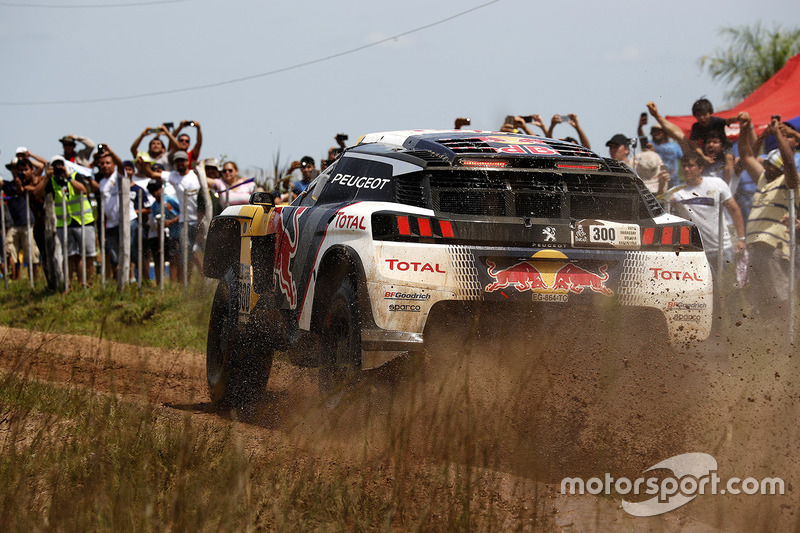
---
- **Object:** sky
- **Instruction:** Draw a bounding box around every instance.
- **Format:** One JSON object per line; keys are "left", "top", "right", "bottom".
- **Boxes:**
{"left": 1, "top": 0, "right": 799, "bottom": 184}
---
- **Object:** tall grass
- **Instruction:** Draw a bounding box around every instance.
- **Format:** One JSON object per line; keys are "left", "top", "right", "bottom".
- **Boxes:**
{"left": 0, "top": 279, "right": 212, "bottom": 353}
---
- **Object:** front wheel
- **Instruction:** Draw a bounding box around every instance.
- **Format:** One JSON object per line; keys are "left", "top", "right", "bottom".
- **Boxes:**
{"left": 318, "top": 276, "right": 362, "bottom": 395}
{"left": 206, "top": 267, "right": 273, "bottom": 408}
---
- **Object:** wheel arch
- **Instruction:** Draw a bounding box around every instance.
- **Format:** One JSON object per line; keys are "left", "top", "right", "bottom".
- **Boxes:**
{"left": 311, "top": 244, "right": 376, "bottom": 333}
{"left": 203, "top": 217, "right": 243, "bottom": 279}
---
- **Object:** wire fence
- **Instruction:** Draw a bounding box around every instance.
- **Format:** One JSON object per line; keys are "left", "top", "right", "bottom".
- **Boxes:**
{"left": 1, "top": 174, "right": 204, "bottom": 295}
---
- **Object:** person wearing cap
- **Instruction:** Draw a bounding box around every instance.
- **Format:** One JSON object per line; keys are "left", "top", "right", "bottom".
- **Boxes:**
{"left": 605, "top": 134, "right": 634, "bottom": 167}
{"left": 33, "top": 155, "right": 97, "bottom": 287}
{"left": 59, "top": 134, "right": 95, "bottom": 167}
{"left": 633, "top": 150, "right": 670, "bottom": 197}
{"left": 738, "top": 113, "right": 800, "bottom": 320}
{"left": 138, "top": 149, "right": 201, "bottom": 282}
{"left": 3, "top": 157, "right": 43, "bottom": 280}
{"left": 638, "top": 113, "right": 683, "bottom": 188}
{"left": 13, "top": 147, "right": 47, "bottom": 176}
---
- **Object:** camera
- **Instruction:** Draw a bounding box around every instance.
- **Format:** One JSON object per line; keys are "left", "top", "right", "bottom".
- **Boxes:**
{"left": 335, "top": 133, "right": 348, "bottom": 142}
{"left": 188, "top": 121, "right": 196, "bottom": 127}
{"left": 148, "top": 128, "right": 160, "bottom": 134}
{"left": 163, "top": 122, "right": 174, "bottom": 130}
{"left": 640, "top": 112, "right": 648, "bottom": 124}
{"left": 520, "top": 115, "right": 533, "bottom": 123}
{"left": 559, "top": 114, "right": 570, "bottom": 123}
{"left": 97, "top": 143, "right": 106, "bottom": 152}
{"left": 772, "top": 115, "right": 781, "bottom": 122}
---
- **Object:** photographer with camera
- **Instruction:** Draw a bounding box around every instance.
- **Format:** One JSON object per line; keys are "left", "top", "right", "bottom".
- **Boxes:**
{"left": 550, "top": 114, "right": 591, "bottom": 149}
{"left": 59, "top": 134, "right": 95, "bottom": 167}
{"left": 321, "top": 133, "right": 349, "bottom": 171}
{"left": 3, "top": 155, "right": 45, "bottom": 281}
{"left": 34, "top": 155, "right": 97, "bottom": 288}
{"left": 130, "top": 125, "right": 171, "bottom": 170}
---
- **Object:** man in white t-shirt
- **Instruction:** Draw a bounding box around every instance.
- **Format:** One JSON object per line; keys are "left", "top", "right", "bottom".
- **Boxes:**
{"left": 139, "top": 150, "right": 201, "bottom": 282}
{"left": 667, "top": 151, "right": 746, "bottom": 276}
{"left": 96, "top": 146, "right": 137, "bottom": 280}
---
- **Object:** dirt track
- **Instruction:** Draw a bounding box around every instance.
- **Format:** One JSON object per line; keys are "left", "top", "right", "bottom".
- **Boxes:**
{"left": 0, "top": 321, "right": 797, "bottom": 531}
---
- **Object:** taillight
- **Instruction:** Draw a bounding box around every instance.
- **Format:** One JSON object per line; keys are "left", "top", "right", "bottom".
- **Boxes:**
{"left": 372, "top": 212, "right": 458, "bottom": 242}
{"left": 460, "top": 159, "right": 509, "bottom": 168}
{"left": 640, "top": 224, "right": 702, "bottom": 251}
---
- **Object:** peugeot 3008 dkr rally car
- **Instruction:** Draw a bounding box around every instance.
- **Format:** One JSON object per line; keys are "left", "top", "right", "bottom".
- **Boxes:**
{"left": 203, "top": 130, "right": 712, "bottom": 406}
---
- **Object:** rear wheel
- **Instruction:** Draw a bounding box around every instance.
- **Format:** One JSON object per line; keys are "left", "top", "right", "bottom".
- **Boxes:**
{"left": 207, "top": 267, "right": 273, "bottom": 408}
{"left": 318, "top": 276, "right": 362, "bottom": 395}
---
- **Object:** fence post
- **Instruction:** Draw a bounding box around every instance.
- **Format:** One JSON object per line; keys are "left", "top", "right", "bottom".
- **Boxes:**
{"left": 25, "top": 192, "right": 34, "bottom": 289}
{"left": 182, "top": 189, "right": 188, "bottom": 290}
{"left": 1, "top": 191, "right": 7, "bottom": 290}
{"left": 61, "top": 191, "right": 69, "bottom": 293}
{"left": 789, "top": 189, "right": 796, "bottom": 349}
{"left": 118, "top": 171, "right": 130, "bottom": 290}
{"left": 137, "top": 194, "right": 143, "bottom": 297}
{"left": 159, "top": 195, "right": 165, "bottom": 294}
{"left": 100, "top": 195, "right": 105, "bottom": 289}
{"left": 80, "top": 192, "right": 86, "bottom": 289}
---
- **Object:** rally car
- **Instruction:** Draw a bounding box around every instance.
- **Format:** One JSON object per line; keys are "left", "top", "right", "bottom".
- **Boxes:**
{"left": 203, "top": 130, "right": 713, "bottom": 406}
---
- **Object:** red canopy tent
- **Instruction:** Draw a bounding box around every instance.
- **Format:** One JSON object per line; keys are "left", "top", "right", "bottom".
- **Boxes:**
{"left": 666, "top": 52, "right": 800, "bottom": 140}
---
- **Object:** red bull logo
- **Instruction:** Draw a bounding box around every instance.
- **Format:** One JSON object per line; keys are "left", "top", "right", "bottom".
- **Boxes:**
{"left": 274, "top": 207, "right": 307, "bottom": 308}
{"left": 485, "top": 254, "right": 612, "bottom": 296}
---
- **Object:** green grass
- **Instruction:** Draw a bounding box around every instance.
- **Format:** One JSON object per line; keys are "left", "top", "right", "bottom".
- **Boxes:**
{"left": 0, "top": 278, "right": 213, "bottom": 353}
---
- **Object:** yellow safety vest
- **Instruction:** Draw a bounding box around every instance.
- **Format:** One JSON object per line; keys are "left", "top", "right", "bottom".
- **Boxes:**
{"left": 52, "top": 172, "right": 95, "bottom": 228}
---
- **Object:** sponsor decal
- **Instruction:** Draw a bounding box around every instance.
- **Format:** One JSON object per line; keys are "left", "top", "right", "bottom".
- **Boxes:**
{"left": 667, "top": 301, "right": 707, "bottom": 311}
{"left": 334, "top": 212, "right": 367, "bottom": 230}
{"left": 572, "top": 219, "right": 640, "bottom": 249}
{"left": 485, "top": 250, "right": 612, "bottom": 296}
{"left": 330, "top": 173, "right": 390, "bottom": 190}
{"left": 274, "top": 207, "right": 307, "bottom": 308}
{"left": 473, "top": 136, "right": 560, "bottom": 156}
{"left": 385, "top": 259, "right": 446, "bottom": 273}
{"left": 388, "top": 304, "right": 421, "bottom": 312}
{"left": 650, "top": 268, "right": 704, "bottom": 282}
{"left": 384, "top": 291, "right": 431, "bottom": 301}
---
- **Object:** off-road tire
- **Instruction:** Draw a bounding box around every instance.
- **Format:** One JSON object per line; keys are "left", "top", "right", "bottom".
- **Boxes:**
{"left": 318, "top": 276, "right": 362, "bottom": 395}
{"left": 206, "top": 267, "right": 273, "bottom": 408}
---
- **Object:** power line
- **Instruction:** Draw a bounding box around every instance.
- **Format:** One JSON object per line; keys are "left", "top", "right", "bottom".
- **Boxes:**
{"left": 0, "top": 0, "right": 188, "bottom": 7}
{"left": 0, "top": 0, "right": 500, "bottom": 106}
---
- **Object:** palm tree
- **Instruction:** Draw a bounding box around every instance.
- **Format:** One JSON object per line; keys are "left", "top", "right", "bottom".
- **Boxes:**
{"left": 698, "top": 21, "right": 800, "bottom": 105}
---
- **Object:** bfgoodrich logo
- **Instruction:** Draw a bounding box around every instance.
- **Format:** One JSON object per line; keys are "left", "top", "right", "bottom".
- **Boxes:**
{"left": 560, "top": 453, "right": 785, "bottom": 517}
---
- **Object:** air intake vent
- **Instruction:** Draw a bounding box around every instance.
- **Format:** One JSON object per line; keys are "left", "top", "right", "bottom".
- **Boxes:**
{"left": 395, "top": 173, "right": 426, "bottom": 208}
{"left": 436, "top": 138, "right": 496, "bottom": 153}
{"left": 404, "top": 150, "right": 450, "bottom": 167}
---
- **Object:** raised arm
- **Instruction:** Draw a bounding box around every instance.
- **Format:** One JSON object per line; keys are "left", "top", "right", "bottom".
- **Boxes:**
{"left": 723, "top": 197, "right": 746, "bottom": 254}
{"left": 773, "top": 117, "right": 798, "bottom": 189}
{"left": 736, "top": 112, "right": 764, "bottom": 179}
{"left": 191, "top": 121, "right": 202, "bottom": 159}
{"left": 131, "top": 128, "right": 150, "bottom": 158}
{"left": 568, "top": 114, "right": 591, "bottom": 149}
{"left": 647, "top": 102, "right": 694, "bottom": 157}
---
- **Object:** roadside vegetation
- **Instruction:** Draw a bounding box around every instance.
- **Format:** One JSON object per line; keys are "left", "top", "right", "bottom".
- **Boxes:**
{"left": 0, "top": 370, "right": 542, "bottom": 531}
{"left": 0, "top": 280, "right": 212, "bottom": 353}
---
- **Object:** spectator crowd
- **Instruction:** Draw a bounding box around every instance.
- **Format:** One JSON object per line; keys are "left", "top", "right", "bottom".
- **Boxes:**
{"left": 2, "top": 108, "right": 799, "bottom": 332}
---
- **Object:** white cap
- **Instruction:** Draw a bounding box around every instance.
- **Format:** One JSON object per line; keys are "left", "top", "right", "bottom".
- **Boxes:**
{"left": 15, "top": 146, "right": 28, "bottom": 154}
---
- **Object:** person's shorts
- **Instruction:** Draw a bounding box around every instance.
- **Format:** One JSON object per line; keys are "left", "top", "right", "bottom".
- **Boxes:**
{"left": 5, "top": 225, "right": 40, "bottom": 264}
{"left": 66, "top": 224, "right": 97, "bottom": 258}
{"left": 103, "top": 220, "right": 139, "bottom": 265}
{"left": 169, "top": 222, "right": 198, "bottom": 258}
